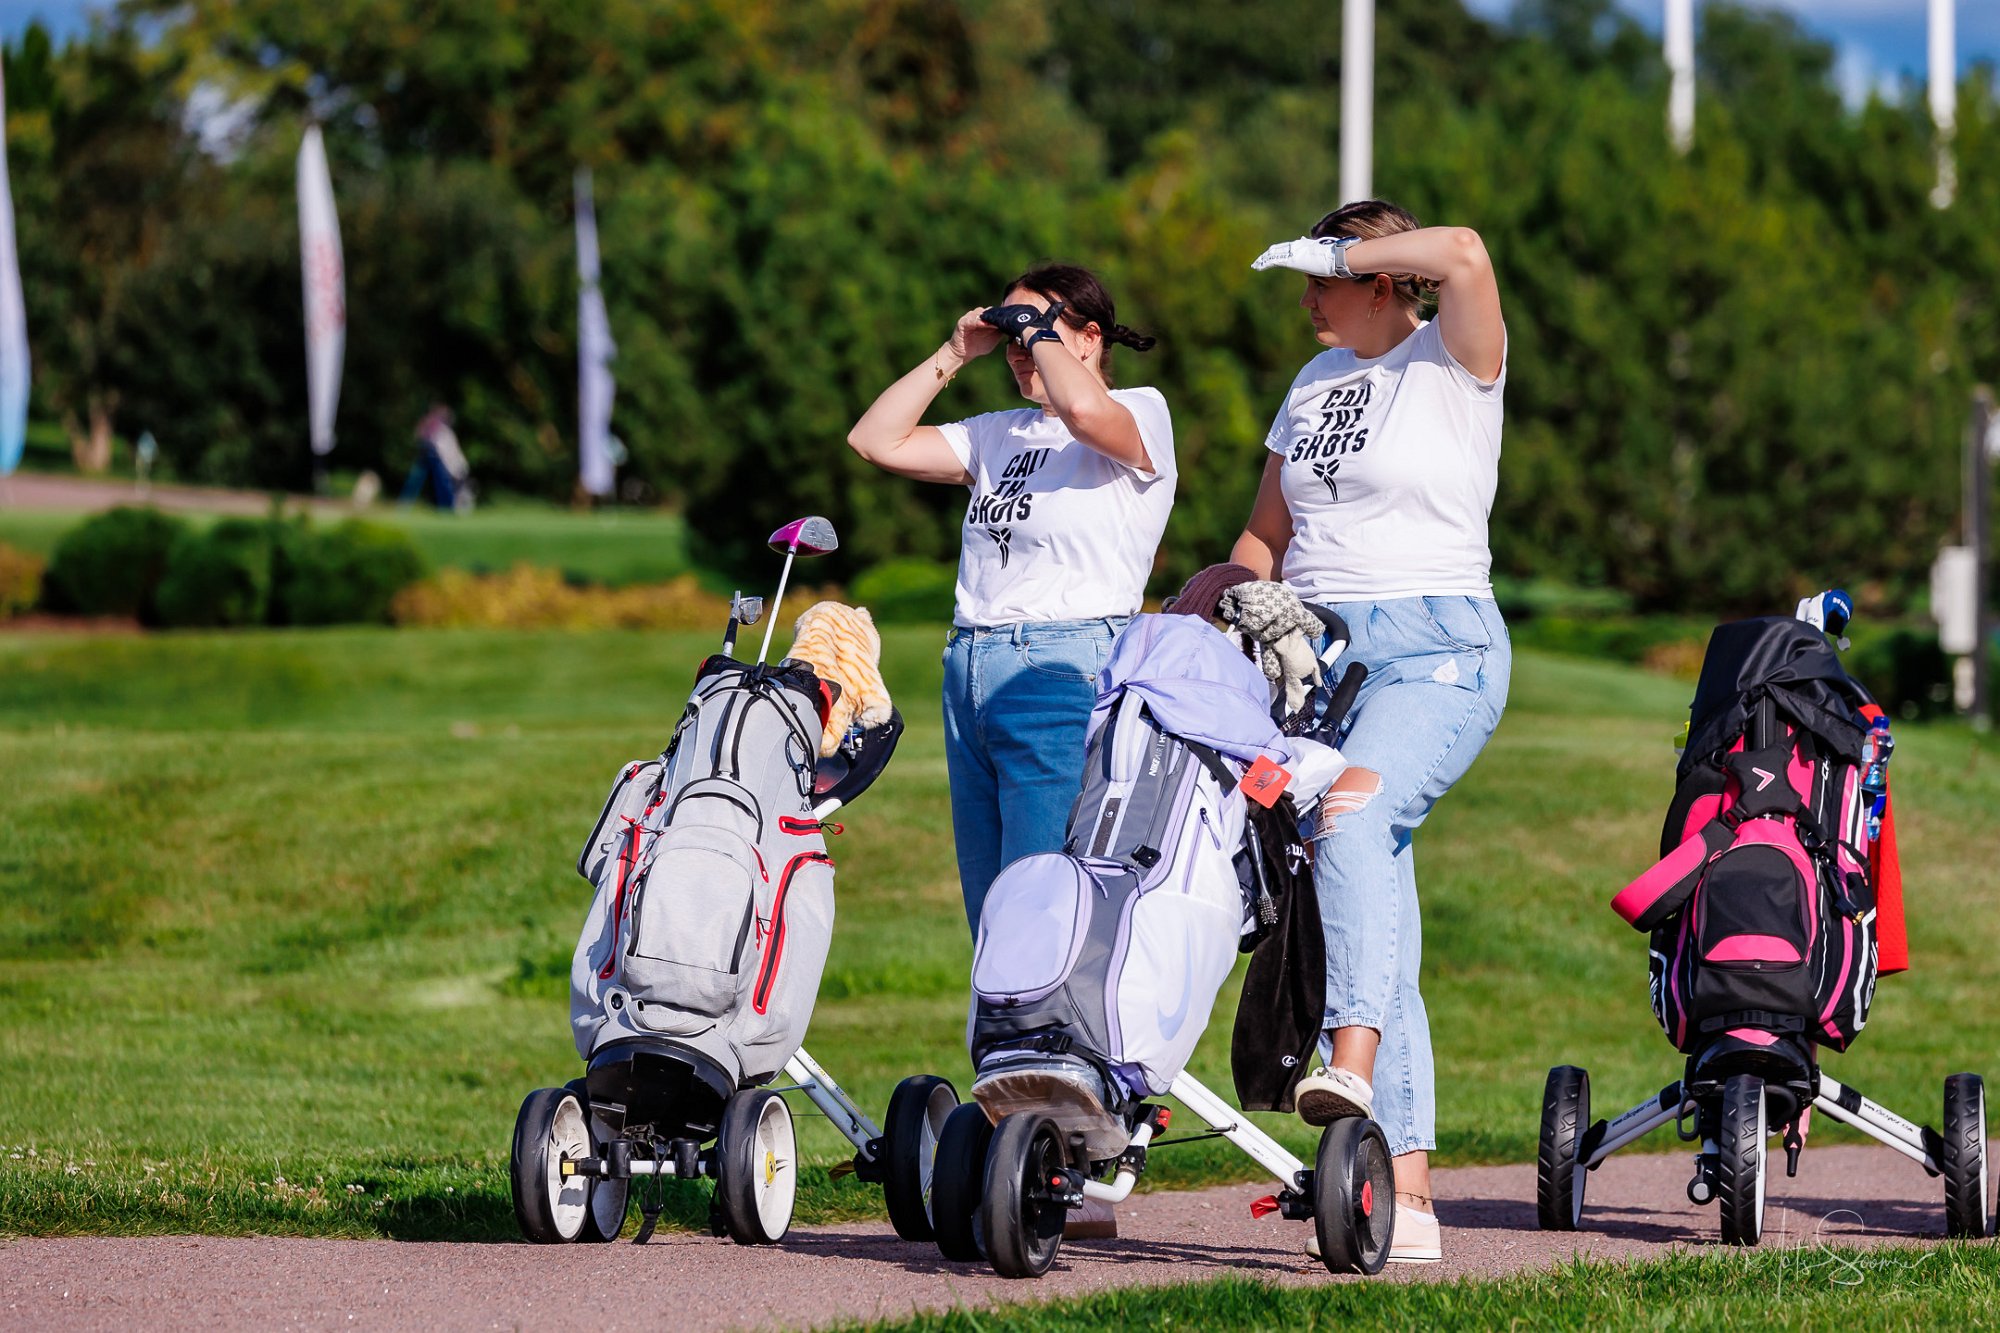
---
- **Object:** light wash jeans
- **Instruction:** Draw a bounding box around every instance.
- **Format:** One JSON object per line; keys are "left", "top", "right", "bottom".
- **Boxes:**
{"left": 1309, "top": 595, "right": 1510, "bottom": 1157}
{"left": 942, "top": 617, "right": 1127, "bottom": 933}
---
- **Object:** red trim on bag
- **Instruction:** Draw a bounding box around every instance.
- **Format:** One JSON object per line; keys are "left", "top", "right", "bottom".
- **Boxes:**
{"left": 751, "top": 851, "right": 833, "bottom": 1015}
{"left": 600, "top": 820, "right": 643, "bottom": 980}
{"left": 779, "top": 816, "right": 844, "bottom": 836}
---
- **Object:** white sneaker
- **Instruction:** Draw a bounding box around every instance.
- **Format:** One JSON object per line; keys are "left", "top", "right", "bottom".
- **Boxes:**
{"left": 1387, "top": 1206, "right": 1441, "bottom": 1264}
{"left": 1294, "top": 1066, "right": 1373, "bottom": 1126}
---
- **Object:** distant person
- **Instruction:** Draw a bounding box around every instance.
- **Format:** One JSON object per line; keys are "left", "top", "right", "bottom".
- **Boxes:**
{"left": 1230, "top": 201, "right": 1512, "bottom": 1265}
{"left": 846, "top": 264, "right": 1175, "bottom": 932}
{"left": 401, "top": 404, "right": 471, "bottom": 512}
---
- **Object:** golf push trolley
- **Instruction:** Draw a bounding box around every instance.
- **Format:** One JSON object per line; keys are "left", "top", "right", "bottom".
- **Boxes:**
{"left": 510, "top": 516, "right": 948, "bottom": 1247}
{"left": 1537, "top": 1044, "right": 1991, "bottom": 1245}
{"left": 908, "top": 1067, "right": 1397, "bottom": 1278}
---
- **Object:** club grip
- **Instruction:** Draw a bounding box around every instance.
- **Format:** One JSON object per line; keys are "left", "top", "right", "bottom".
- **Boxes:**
{"left": 1319, "top": 661, "right": 1368, "bottom": 738}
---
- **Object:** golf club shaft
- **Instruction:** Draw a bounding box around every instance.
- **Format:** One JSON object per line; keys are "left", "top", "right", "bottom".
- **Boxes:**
{"left": 757, "top": 547, "right": 798, "bottom": 662}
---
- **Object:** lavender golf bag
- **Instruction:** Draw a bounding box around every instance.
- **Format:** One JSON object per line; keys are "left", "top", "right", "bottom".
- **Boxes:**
{"left": 966, "top": 614, "right": 1345, "bottom": 1157}
{"left": 1611, "top": 616, "right": 1880, "bottom": 1070}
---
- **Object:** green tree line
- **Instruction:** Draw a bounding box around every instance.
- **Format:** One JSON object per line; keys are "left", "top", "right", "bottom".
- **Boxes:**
{"left": 5, "top": 0, "right": 1997, "bottom": 609}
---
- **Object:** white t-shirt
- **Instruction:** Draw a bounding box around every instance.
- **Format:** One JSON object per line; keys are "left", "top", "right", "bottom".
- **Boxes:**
{"left": 938, "top": 387, "right": 1176, "bottom": 626}
{"left": 1263, "top": 319, "right": 1504, "bottom": 602}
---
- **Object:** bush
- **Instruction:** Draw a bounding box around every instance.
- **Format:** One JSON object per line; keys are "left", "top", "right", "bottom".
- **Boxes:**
{"left": 0, "top": 543, "right": 44, "bottom": 620}
{"left": 850, "top": 558, "right": 957, "bottom": 625}
{"left": 1843, "top": 625, "right": 1957, "bottom": 721}
{"left": 44, "top": 507, "right": 188, "bottom": 620}
{"left": 391, "top": 565, "right": 836, "bottom": 632}
{"left": 154, "top": 518, "right": 274, "bottom": 628}
{"left": 278, "top": 520, "right": 427, "bottom": 625}
{"left": 1490, "top": 576, "right": 1636, "bottom": 621}
{"left": 1507, "top": 614, "right": 1710, "bottom": 668}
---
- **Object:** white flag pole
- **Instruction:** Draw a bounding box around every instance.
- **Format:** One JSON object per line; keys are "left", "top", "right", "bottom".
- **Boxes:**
{"left": 1339, "top": 0, "right": 1374, "bottom": 205}
{"left": 0, "top": 56, "right": 29, "bottom": 481}
{"left": 1665, "top": 0, "right": 1695, "bottom": 155}
{"left": 575, "top": 168, "right": 617, "bottom": 500}
{"left": 297, "top": 124, "right": 346, "bottom": 478}
{"left": 1930, "top": 0, "right": 1957, "bottom": 209}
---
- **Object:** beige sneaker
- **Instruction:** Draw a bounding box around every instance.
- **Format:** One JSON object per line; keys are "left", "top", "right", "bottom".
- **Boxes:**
{"left": 1387, "top": 1206, "right": 1441, "bottom": 1264}
{"left": 1303, "top": 1210, "right": 1440, "bottom": 1264}
{"left": 1294, "top": 1066, "right": 1373, "bottom": 1126}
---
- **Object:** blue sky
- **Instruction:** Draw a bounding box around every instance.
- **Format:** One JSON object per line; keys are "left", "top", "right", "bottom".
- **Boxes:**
{"left": 1464, "top": 1, "right": 2000, "bottom": 100}
{"left": 4, "top": 1, "right": 1997, "bottom": 100}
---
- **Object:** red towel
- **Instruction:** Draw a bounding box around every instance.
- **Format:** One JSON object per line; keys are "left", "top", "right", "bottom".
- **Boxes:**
{"left": 1860, "top": 704, "right": 1908, "bottom": 975}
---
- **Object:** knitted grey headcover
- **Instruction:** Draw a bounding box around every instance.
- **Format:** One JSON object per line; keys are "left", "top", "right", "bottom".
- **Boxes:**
{"left": 1217, "top": 581, "right": 1324, "bottom": 715}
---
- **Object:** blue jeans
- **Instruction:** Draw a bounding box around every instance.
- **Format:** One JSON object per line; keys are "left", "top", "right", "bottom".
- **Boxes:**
{"left": 942, "top": 617, "right": 1127, "bottom": 933}
{"left": 1309, "top": 595, "right": 1510, "bottom": 1157}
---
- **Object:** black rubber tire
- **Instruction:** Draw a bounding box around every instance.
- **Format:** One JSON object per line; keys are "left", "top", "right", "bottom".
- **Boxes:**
{"left": 510, "top": 1087, "right": 591, "bottom": 1243}
{"left": 1942, "top": 1073, "right": 1991, "bottom": 1239}
{"left": 980, "top": 1114, "right": 1068, "bottom": 1279}
{"left": 1716, "top": 1075, "right": 1767, "bottom": 1247}
{"left": 883, "top": 1074, "right": 959, "bottom": 1242}
{"left": 563, "top": 1078, "right": 628, "bottom": 1242}
{"left": 930, "top": 1103, "right": 994, "bottom": 1262}
{"left": 1312, "top": 1116, "right": 1396, "bottom": 1274}
{"left": 1536, "top": 1066, "right": 1590, "bottom": 1232}
{"left": 714, "top": 1089, "right": 797, "bottom": 1245}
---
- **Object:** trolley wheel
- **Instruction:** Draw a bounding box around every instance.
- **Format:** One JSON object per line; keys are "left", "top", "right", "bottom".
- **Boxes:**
{"left": 714, "top": 1089, "right": 797, "bottom": 1245}
{"left": 883, "top": 1074, "right": 959, "bottom": 1242}
{"left": 1311, "top": 1116, "right": 1396, "bottom": 1275}
{"left": 1942, "top": 1073, "right": 1991, "bottom": 1239}
{"left": 1536, "top": 1065, "right": 1591, "bottom": 1231}
{"left": 510, "top": 1086, "right": 592, "bottom": 1243}
{"left": 930, "top": 1102, "right": 994, "bottom": 1262}
{"left": 562, "top": 1078, "right": 628, "bottom": 1242}
{"left": 1716, "top": 1074, "right": 1767, "bottom": 1246}
{"left": 980, "top": 1114, "right": 1069, "bottom": 1279}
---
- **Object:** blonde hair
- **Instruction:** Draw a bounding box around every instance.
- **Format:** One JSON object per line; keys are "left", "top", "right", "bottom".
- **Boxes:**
{"left": 1310, "top": 200, "right": 1439, "bottom": 317}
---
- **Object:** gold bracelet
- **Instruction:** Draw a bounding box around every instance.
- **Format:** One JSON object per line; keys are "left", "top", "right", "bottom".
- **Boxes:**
{"left": 933, "top": 349, "right": 957, "bottom": 386}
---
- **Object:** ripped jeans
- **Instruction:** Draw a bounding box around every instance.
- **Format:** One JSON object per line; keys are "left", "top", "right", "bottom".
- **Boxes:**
{"left": 1308, "top": 595, "right": 1510, "bottom": 1157}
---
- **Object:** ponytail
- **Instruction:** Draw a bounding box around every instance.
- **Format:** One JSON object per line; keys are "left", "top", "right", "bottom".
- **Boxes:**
{"left": 1106, "top": 323, "right": 1157, "bottom": 353}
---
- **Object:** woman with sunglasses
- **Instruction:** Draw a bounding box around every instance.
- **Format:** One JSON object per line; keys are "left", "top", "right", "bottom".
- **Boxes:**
{"left": 847, "top": 264, "right": 1174, "bottom": 933}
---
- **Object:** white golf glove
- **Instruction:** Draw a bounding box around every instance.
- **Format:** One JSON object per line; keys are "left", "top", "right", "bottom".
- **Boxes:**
{"left": 1250, "top": 235, "right": 1359, "bottom": 279}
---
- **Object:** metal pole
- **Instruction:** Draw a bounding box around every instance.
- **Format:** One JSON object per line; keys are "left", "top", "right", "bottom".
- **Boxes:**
{"left": 1339, "top": 0, "right": 1374, "bottom": 204}
{"left": 1971, "top": 387, "right": 1993, "bottom": 730}
{"left": 1665, "top": 0, "right": 1695, "bottom": 155}
{"left": 1930, "top": 0, "right": 1957, "bottom": 209}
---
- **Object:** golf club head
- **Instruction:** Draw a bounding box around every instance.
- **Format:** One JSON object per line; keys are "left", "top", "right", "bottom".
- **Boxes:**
{"left": 731, "top": 594, "right": 765, "bottom": 627}
{"left": 768, "top": 516, "right": 838, "bottom": 557}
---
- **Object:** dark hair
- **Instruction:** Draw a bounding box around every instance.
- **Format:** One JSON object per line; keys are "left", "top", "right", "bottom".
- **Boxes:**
{"left": 1001, "top": 263, "right": 1156, "bottom": 386}
{"left": 1309, "top": 200, "right": 1439, "bottom": 316}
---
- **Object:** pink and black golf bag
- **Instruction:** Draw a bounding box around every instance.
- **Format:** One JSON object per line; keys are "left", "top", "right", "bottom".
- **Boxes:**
{"left": 1612, "top": 616, "right": 1884, "bottom": 1067}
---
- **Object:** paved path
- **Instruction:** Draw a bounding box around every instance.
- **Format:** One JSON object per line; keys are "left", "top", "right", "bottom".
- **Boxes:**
{"left": 0, "top": 473, "right": 349, "bottom": 517}
{"left": 4, "top": 1143, "right": 1989, "bottom": 1331}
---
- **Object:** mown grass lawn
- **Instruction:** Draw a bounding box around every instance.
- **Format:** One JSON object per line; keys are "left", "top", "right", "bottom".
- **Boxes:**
{"left": 0, "top": 625, "right": 1994, "bottom": 1241}
{"left": 0, "top": 500, "right": 697, "bottom": 589}
{"left": 840, "top": 1244, "right": 2000, "bottom": 1332}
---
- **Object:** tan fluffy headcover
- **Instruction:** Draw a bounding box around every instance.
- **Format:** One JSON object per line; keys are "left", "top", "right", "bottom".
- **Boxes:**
{"left": 787, "top": 601, "right": 893, "bottom": 757}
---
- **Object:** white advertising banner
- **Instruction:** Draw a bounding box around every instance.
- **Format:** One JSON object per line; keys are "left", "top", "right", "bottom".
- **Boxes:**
{"left": 297, "top": 124, "right": 346, "bottom": 458}
{"left": 575, "top": 168, "right": 616, "bottom": 497}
